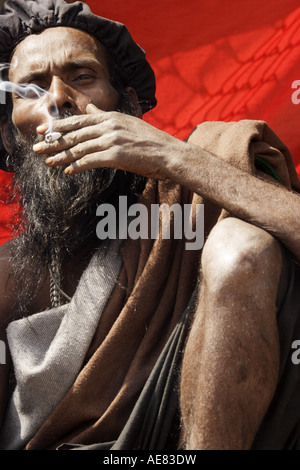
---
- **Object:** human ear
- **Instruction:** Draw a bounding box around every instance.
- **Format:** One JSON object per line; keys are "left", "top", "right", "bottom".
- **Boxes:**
{"left": 125, "top": 87, "right": 143, "bottom": 118}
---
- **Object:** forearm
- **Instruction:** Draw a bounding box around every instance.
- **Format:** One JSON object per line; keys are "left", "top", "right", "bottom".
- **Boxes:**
{"left": 164, "top": 140, "right": 300, "bottom": 262}
{"left": 37, "top": 111, "right": 300, "bottom": 262}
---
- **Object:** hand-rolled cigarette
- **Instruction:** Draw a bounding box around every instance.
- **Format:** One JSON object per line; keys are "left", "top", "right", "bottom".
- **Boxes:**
{"left": 44, "top": 132, "right": 63, "bottom": 144}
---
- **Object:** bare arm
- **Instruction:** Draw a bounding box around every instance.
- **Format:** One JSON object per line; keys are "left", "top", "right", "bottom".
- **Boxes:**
{"left": 33, "top": 107, "right": 300, "bottom": 263}
{"left": 166, "top": 145, "right": 300, "bottom": 263}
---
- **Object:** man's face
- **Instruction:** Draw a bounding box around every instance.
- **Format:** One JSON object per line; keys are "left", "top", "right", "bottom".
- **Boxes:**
{"left": 8, "top": 26, "right": 120, "bottom": 139}
{"left": 7, "top": 27, "right": 145, "bottom": 314}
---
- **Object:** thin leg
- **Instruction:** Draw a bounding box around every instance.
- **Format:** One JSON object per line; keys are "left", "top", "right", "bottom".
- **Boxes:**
{"left": 180, "top": 217, "right": 282, "bottom": 450}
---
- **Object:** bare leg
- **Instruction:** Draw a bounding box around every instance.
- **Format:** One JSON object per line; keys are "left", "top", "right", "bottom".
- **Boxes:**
{"left": 180, "top": 217, "right": 282, "bottom": 450}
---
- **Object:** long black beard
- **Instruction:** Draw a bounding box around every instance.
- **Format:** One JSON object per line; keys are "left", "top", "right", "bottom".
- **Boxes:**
{"left": 9, "top": 129, "right": 145, "bottom": 317}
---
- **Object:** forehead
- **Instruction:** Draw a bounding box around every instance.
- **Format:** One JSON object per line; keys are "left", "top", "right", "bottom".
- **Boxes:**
{"left": 9, "top": 27, "right": 110, "bottom": 80}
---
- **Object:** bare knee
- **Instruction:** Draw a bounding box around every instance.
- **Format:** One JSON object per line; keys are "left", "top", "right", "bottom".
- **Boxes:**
{"left": 201, "top": 217, "right": 282, "bottom": 297}
{"left": 180, "top": 218, "right": 282, "bottom": 449}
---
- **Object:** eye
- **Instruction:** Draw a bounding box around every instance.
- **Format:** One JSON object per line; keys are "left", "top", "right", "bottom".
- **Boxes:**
{"left": 69, "top": 64, "right": 101, "bottom": 84}
{"left": 16, "top": 82, "right": 49, "bottom": 100}
{"left": 75, "top": 74, "right": 95, "bottom": 83}
{"left": 17, "top": 83, "right": 47, "bottom": 100}
{"left": 23, "top": 87, "right": 39, "bottom": 99}
{"left": 77, "top": 74, "right": 92, "bottom": 80}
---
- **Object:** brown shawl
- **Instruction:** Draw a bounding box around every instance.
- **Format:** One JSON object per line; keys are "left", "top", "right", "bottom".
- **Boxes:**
{"left": 24, "top": 120, "right": 300, "bottom": 450}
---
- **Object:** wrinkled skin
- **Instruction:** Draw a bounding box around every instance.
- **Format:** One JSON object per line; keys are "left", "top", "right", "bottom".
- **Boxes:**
{"left": 0, "top": 26, "right": 300, "bottom": 448}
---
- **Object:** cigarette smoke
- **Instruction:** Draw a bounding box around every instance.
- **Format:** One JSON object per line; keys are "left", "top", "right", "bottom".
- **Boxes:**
{"left": 0, "top": 62, "right": 58, "bottom": 133}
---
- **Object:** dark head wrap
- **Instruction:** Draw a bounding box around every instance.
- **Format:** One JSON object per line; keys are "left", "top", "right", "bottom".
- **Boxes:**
{"left": 0, "top": 0, "right": 157, "bottom": 171}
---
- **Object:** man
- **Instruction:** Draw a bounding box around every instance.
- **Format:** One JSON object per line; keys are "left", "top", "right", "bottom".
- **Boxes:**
{"left": 0, "top": 0, "right": 299, "bottom": 451}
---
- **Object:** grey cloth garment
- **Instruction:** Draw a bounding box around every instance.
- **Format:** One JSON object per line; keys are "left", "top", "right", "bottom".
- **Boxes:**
{"left": 0, "top": 240, "right": 122, "bottom": 450}
{"left": 60, "top": 246, "right": 300, "bottom": 451}
{"left": 58, "top": 286, "right": 198, "bottom": 451}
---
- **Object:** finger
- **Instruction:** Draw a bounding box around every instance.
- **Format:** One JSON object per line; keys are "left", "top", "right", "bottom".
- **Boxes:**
{"left": 64, "top": 151, "right": 114, "bottom": 175}
{"left": 86, "top": 103, "right": 101, "bottom": 114}
{"left": 36, "top": 111, "right": 106, "bottom": 135}
{"left": 33, "top": 123, "right": 105, "bottom": 154}
{"left": 44, "top": 137, "right": 103, "bottom": 166}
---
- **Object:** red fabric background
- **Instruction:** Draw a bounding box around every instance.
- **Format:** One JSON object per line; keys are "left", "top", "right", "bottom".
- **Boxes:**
{"left": 0, "top": 0, "right": 299, "bottom": 244}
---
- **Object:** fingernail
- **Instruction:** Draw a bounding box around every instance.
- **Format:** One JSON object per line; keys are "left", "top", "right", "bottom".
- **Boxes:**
{"left": 64, "top": 166, "right": 72, "bottom": 174}
{"left": 45, "top": 157, "right": 54, "bottom": 164}
{"left": 33, "top": 142, "right": 44, "bottom": 152}
{"left": 37, "top": 123, "right": 49, "bottom": 133}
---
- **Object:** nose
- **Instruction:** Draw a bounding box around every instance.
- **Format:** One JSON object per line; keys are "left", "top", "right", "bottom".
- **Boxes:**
{"left": 48, "top": 76, "right": 77, "bottom": 117}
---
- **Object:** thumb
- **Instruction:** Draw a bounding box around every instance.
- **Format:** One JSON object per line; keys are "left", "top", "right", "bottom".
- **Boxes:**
{"left": 86, "top": 103, "right": 102, "bottom": 114}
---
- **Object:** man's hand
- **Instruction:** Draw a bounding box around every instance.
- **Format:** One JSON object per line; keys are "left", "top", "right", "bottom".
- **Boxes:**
{"left": 34, "top": 104, "right": 184, "bottom": 181}
{"left": 33, "top": 106, "right": 300, "bottom": 263}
